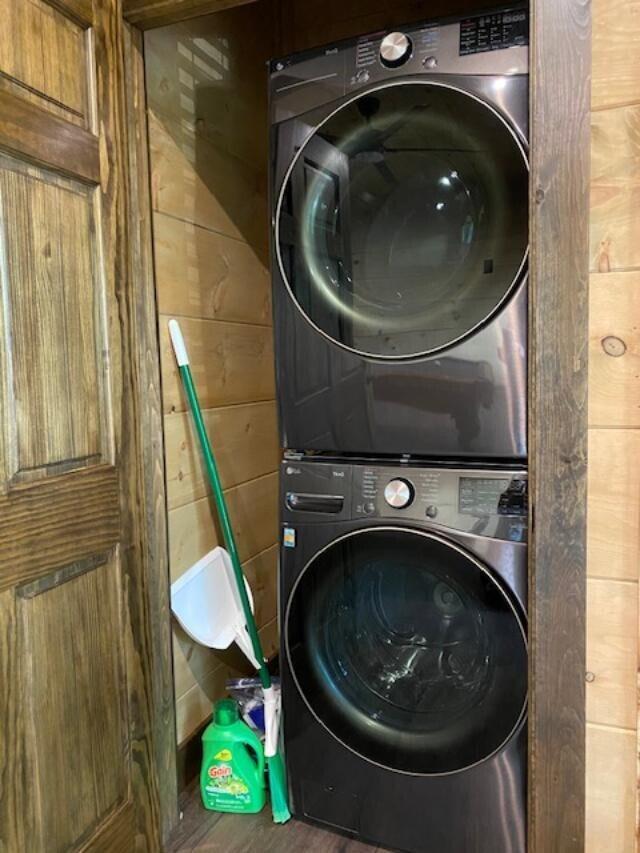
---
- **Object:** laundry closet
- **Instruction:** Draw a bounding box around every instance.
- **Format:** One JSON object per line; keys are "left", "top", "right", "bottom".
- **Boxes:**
{"left": 137, "top": 0, "right": 637, "bottom": 850}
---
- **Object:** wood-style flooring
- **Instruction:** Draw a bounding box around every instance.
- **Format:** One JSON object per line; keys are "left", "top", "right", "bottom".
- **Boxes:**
{"left": 167, "top": 781, "right": 381, "bottom": 852}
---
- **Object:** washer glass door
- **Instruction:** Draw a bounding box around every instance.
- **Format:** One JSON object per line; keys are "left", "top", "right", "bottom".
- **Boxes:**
{"left": 285, "top": 527, "right": 527, "bottom": 775}
{"left": 276, "top": 82, "right": 529, "bottom": 359}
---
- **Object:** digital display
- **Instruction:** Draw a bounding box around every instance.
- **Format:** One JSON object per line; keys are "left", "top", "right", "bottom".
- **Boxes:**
{"left": 459, "top": 477, "right": 510, "bottom": 516}
{"left": 460, "top": 9, "right": 529, "bottom": 56}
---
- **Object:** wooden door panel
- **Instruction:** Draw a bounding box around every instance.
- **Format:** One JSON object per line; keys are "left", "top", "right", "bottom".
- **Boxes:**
{"left": 17, "top": 553, "right": 127, "bottom": 853}
{"left": 0, "top": 89, "right": 100, "bottom": 184}
{"left": 0, "top": 466, "right": 120, "bottom": 591}
{"left": 0, "top": 0, "right": 92, "bottom": 128}
{"left": 0, "top": 1, "right": 165, "bottom": 851}
{"left": 0, "top": 156, "right": 108, "bottom": 480}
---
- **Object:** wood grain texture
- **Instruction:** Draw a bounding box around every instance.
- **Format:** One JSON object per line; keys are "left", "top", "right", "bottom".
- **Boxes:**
{"left": 592, "top": 0, "right": 640, "bottom": 111}
{"left": 0, "top": 590, "right": 23, "bottom": 852}
{"left": 587, "top": 430, "right": 640, "bottom": 582}
{"left": 585, "top": 724, "right": 637, "bottom": 852}
{"left": 144, "top": 6, "right": 271, "bottom": 170}
{"left": 146, "top": 1, "right": 280, "bottom": 751}
{"left": 0, "top": 88, "right": 99, "bottom": 183}
{"left": 0, "top": 1, "right": 167, "bottom": 849}
{"left": 164, "top": 402, "right": 279, "bottom": 509}
{"left": 589, "top": 272, "right": 640, "bottom": 426}
{"left": 148, "top": 110, "right": 268, "bottom": 257}
{"left": 528, "top": 1, "right": 591, "bottom": 850}
{"left": 49, "top": 0, "right": 95, "bottom": 28}
{"left": 0, "top": 158, "right": 106, "bottom": 478}
{"left": 0, "top": 466, "right": 119, "bottom": 592}
{"left": 173, "top": 610, "right": 278, "bottom": 710}
{"left": 19, "top": 556, "right": 126, "bottom": 852}
{"left": 590, "top": 104, "right": 640, "bottom": 273}
{"left": 276, "top": 0, "right": 493, "bottom": 54}
{"left": 154, "top": 213, "right": 271, "bottom": 325}
{"left": 124, "top": 0, "right": 258, "bottom": 30}
{"left": 76, "top": 804, "right": 136, "bottom": 853}
{"left": 0, "top": 0, "right": 89, "bottom": 122}
{"left": 168, "top": 472, "right": 279, "bottom": 581}
{"left": 173, "top": 544, "right": 278, "bottom": 700}
{"left": 121, "top": 22, "right": 178, "bottom": 844}
{"left": 175, "top": 618, "right": 278, "bottom": 745}
{"left": 586, "top": 578, "right": 637, "bottom": 730}
{"left": 160, "top": 314, "right": 276, "bottom": 414}
{"left": 168, "top": 780, "right": 382, "bottom": 853}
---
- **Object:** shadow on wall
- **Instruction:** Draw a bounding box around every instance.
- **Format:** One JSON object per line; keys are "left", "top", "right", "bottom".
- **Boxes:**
{"left": 149, "top": 0, "right": 278, "bottom": 268}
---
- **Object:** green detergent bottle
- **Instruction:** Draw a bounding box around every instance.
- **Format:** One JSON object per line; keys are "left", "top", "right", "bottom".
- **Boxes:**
{"left": 200, "top": 698, "right": 266, "bottom": 813}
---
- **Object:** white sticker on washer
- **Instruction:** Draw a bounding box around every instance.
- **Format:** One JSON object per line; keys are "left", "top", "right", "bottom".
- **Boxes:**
{"left": 283, "top": 527, "right": 296, "bottom": 548}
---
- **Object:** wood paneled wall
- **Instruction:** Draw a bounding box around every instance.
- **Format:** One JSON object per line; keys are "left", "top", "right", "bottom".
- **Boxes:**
{"left": 145, "top": 1, "right": 279, "bottom": 746}
{"left": 144, "top": 0, "right": 508, "bottom": 752}
{"left": 586, "top": 1, "right": 640, "bottom": 850}
{"left": 143, "top": 7, "right": 640, "bottom": 835}
{"left": 275, "top": 0, "right": 504, "bottom": 55}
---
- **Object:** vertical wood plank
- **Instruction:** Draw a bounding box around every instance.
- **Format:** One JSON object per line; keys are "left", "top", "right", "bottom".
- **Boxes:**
{"left": 0, "top": 590, "right": 25, "bottom": 853}
{"left": 529, "top": 1, "right": 591, "bottom": 851}
{"left": 121, "top": 22, "right": 178, "bottom": 845}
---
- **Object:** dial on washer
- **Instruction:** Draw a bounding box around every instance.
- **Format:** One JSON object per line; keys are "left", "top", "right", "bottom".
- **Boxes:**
{"left": 384, "top": 478, "right": 414, "bottom": 509}
{"left": 379, "top": 32, "right": 412, "bottom": 68}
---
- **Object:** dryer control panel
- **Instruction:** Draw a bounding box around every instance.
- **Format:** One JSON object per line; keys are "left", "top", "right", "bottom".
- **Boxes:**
{"left": 270, "top": 5, "right": 529, "bottom": 124}
{"left": 282, "top": 460, "right": 528, "bottom": 542}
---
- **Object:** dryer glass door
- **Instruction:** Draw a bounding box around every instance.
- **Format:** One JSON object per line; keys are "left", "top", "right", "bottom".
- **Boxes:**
{"left": 276, "top": 82, "right": 528, "bottom": 359}
{"left": 285, "top": 527, "right": 527, "bottom": 775}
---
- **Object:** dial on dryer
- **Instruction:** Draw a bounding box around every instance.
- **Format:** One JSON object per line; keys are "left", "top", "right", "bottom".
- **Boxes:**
{"left": 379, "top": 32, "right": 412, "bottom": 67}
{"left": 384, "top": 478, "right": 414, "bottom": 509}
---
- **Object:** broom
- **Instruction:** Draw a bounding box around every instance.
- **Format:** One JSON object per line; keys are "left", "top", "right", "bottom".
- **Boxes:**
{"left": 169, "top": 319, "right": 291, "bottom": 824}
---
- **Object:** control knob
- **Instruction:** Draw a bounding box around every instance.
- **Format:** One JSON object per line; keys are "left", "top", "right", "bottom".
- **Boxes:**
{"left": 379, "top": 32, "right": 412, "bottom": 68}
{"left": 384, "top": 478, "right": 414, "bottom": 509}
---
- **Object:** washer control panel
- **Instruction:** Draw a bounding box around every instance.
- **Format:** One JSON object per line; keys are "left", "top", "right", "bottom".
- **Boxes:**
{"left": 282, "top": 461, "right": 528, "bottom": 542}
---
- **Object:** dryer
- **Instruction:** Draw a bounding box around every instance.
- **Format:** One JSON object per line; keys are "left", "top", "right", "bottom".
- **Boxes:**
{"left": 270, "top": 6, "right": 529, "bottom": 460}
{"left": 280, "top": 457, "right": 528, "bottom": 853}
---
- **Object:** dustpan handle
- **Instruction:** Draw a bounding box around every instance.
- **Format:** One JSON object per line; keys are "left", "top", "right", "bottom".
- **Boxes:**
{"left": 169, "top": 320, "right": 271, "bottom": 691}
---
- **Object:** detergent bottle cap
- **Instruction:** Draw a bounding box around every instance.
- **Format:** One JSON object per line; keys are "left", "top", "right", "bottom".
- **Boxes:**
{"left": 214, "top": 698, "right": 239, "bottom": 727}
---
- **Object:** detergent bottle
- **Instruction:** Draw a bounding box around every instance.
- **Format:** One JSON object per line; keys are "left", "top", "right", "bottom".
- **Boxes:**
{"left": 200, "top": 698, "right": 266, "bottom": 813}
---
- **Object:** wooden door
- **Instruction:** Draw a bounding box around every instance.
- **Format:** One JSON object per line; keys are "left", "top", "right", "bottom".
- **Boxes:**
{"left": 0, "top": 2, "right": 164, "bottom": 851}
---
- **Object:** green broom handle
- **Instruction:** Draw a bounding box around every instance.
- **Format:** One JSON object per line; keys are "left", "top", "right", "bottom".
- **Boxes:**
{"left": 169, "top": 321, "right": 271, "bottom": 692}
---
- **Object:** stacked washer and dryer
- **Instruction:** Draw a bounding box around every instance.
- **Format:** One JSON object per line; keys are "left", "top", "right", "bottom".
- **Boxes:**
{"left": 269, "top": 6, "right": 529, "bottom": 852}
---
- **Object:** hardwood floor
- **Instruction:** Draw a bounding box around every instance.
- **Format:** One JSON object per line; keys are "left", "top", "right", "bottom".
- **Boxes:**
{"left": 167, "top": 781, "right": 381, "bottom": 852}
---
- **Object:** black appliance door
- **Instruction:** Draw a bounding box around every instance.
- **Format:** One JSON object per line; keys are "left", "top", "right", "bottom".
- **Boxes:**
{"left": 285, "top": 527, "right": 527, "bottom": 775}
{"left": 276, "top": 82, "right": 528, "bottom": 360}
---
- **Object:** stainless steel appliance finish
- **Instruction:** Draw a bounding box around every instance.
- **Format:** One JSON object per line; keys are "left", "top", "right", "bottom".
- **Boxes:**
{"left": 270, "top": 6, "right": 529, "bottom": 460}
{"left": 280, "top": 458, "right": 527, "bottom": 852}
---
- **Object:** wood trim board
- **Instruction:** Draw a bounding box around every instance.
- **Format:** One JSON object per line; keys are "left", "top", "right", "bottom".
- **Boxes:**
{"left": 528, "top": 1, "right": 591, "bottom": 850}
{"left": 120, "top": 22, "right": 178, "bottom": 847}
{"left": 123, "top": 0, "right": 258, "bottom": 30}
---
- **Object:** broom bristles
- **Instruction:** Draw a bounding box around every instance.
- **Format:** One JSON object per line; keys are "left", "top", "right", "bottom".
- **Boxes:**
{"left": 267, "top": 751, "right": 291, "bottom": 823}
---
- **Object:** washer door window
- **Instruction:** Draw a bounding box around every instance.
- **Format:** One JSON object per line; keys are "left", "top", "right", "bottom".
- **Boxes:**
{"left": 285, "top": 528, "right": 527, "bottom": 775}
{"left": 277, "top": 83, "right": 529, "bottom": 359}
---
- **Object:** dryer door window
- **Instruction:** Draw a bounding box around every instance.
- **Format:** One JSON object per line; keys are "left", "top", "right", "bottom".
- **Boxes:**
{"left": 276, "top": 82, "right": 529, "bottom": 359}
{"left": 285, "top": 527, "right": 527, "bottom": 775}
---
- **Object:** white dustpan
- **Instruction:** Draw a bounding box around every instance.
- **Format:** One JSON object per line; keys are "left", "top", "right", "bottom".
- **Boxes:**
{"left": 170, "top": 546, "right": 260, "bottom": 669}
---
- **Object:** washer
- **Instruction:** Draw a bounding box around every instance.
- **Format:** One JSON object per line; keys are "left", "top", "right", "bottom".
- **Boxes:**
{"left": 270, "top": 6, "right": 529, "bottom": 460}
{"left": 280, "top": 457, "right": 527, "bottom": 853}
